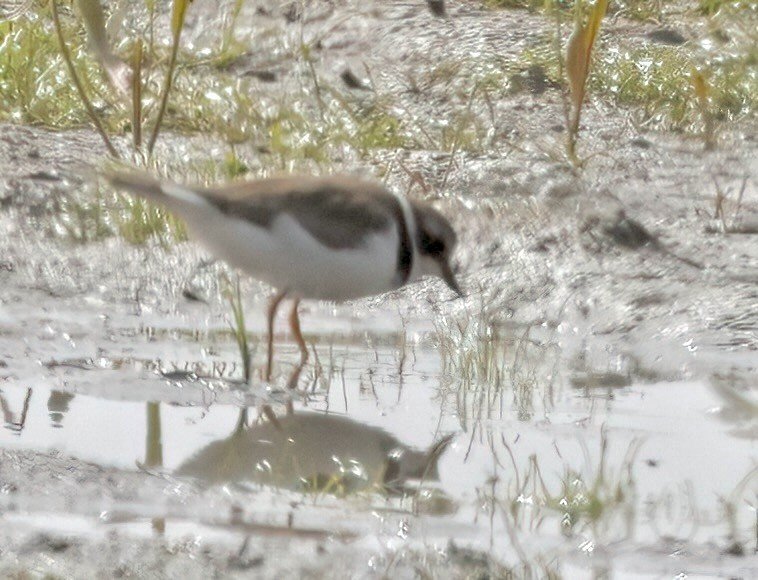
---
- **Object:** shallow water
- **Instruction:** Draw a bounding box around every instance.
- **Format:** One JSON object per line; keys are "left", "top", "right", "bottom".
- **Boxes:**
{"left": 1, "top": 293, "right": 756, "bottom": 577}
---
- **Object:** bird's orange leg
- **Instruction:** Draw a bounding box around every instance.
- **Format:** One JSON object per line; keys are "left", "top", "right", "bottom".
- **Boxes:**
{"left": 288, "top": 298, "right": 309, "bottom": 368}
{"left": 286, "top": 298, "right": 309, "bottom": 391}
{"left": 266, "top": 290, "right": 288, "bottom": 382}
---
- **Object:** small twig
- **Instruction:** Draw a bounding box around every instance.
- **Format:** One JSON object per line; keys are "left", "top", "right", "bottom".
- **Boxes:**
{"left": 712, "top": 176, "right": 727, "bottom": 231}
{"left": 733, "top": 175, "right": 748, "bottom": 224}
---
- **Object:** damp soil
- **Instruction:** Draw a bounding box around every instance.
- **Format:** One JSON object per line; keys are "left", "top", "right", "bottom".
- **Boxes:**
{"left": 0, "top": 1, "right": 757, "bottom": 578}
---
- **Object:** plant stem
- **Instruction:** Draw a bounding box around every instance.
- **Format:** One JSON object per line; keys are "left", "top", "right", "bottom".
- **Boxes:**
{"left": 51, "top": 0, "right": 119, "bottom": 158}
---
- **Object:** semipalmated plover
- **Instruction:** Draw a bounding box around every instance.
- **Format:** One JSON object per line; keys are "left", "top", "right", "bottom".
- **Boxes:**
{"left": 103, "top": 170, "right": 462, "bottom": 381}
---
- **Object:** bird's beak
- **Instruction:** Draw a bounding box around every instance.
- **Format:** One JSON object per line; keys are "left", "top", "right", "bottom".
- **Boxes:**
{"left": 440, "top": 259, "right": 463, "bottom": 298}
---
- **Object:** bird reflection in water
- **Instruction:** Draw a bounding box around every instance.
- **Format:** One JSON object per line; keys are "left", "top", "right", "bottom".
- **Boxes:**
{"left": 176, "top": 410, "right": 452, "bottom": 495}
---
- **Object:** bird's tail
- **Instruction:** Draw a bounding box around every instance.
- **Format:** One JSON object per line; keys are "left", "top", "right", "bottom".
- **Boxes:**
{"left": 100, "top": 168, "right": 210, "bottom": 214}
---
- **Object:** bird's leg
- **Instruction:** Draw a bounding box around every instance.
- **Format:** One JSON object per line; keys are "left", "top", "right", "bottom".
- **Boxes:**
{"left": 286, "top": 297, "right": 308, "bottom": 391}
{"left": 288, "top": 298, "right": 308, "bottom": 366}
{"left": 266, "top": 290, "right": 288, "bottom": 382}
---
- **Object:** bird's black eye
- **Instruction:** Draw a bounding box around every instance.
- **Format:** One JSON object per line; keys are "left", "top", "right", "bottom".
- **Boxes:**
{"left": 424, "top": 238, "right": 445, "bottom": 256}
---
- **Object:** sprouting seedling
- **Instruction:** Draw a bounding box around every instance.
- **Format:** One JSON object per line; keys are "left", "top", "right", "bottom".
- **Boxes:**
{"left": 565, "top": 0, "right": 608, "bottom": 164}
{"left": 222, "top": 274, "right": 253, "bottom": 384}
{"left": 148, "top": 0, "right": 192, "bottom": 154}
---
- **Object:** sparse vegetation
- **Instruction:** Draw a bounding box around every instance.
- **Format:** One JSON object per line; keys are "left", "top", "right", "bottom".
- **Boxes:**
{"left": 534, "top": 434, "right": 640, "bottom": 538}
{"left": 222, "top": 274, "right": 253, "bottom": 384}
{"left": 436, "top": 310, "right": 562, "bottom": 426}
{"left": 1, "top": 0, "right": 754, "bottom": 176}
{"left": 593, "top": 44, "right": 755, "bottom": 133}
{"left": 0, "top": 5, "right": 102, "bottom": 127}
{"left": 519, "top": 8, "right": 756, "bottom": 141}
{"left": 51, "top": 180, "right": 187, "bottom": 245}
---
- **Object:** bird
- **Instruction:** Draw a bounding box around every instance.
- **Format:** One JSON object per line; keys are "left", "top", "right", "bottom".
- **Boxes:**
{"left": 102, "top": 169, "right": 462, "bottom": 382}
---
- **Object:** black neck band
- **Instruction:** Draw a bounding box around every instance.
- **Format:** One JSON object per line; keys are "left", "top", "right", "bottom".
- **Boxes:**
{"left": 395, "top": 202, "right": 413, "bottom": 286}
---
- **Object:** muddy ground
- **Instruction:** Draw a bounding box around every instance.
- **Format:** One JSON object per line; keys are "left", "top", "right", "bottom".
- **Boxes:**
{"left": 0, "top": 0, "right": 756, "bottom": 578}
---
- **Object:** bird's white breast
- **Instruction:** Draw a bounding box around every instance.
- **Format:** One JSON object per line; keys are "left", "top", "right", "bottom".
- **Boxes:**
{"left": 186, "top": 210, "right": 401, "bottom": 301}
